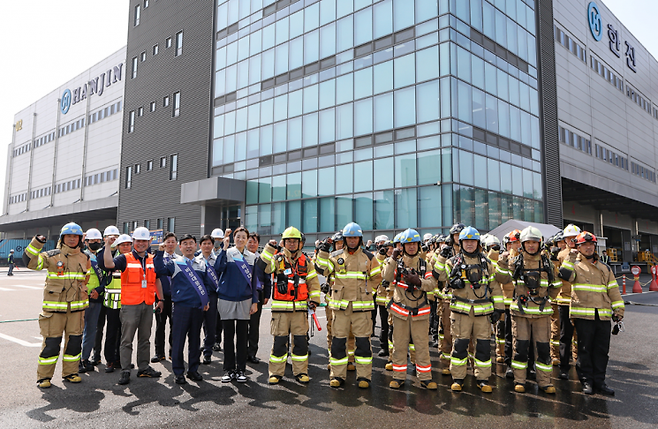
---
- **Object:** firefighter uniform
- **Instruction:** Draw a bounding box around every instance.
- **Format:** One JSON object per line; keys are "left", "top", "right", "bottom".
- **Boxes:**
{"left": 315, "top": 222, "right": 383, "bottom": 388}
{"left": 499, "top": 227, "right": 561, "bottom": 393}
{"left": 24, "top": 223, "right": 91, "bottom": 387}
{"left": 435, "top": 227, "right": 505, "bottom": 392}
{"left": 383, "top": 229, "right": 438, "bottom": 389}
{"left": 556, "top": 244, "right": 579, "bottom": 375}
{"left": 259, "top": 228, "right": 321, "bottom": 384}
{"left": 489, "top": 249, "right": 514, "bottom": 364}
{"left": 558, "top": 231, "right": 625, "bottom": 394}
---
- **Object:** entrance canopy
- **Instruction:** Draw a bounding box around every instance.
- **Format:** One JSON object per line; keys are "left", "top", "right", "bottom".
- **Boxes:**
{"left": 488, "top": 219, "right": 561, "bottom": 242}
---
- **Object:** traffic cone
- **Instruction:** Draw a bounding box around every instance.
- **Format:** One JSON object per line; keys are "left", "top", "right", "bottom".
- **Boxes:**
{"left": 622, "top": 275, "right": 626, "bottom": 295}
{"left": 650, "top": 268, "right": 658, "bottom": 292}
{"left": 632, "top": 275, "right": 643, "bottom": 293}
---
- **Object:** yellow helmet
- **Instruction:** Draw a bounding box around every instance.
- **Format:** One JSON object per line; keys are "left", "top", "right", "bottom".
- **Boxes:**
{"left": 281, "top": 226, "right": 302, "bottom": 240}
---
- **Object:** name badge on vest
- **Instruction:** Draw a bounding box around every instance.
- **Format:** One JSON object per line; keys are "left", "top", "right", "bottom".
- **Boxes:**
{"left": 142, "top": 279, "right": 147, "bottom": 288}
{"left": 284, "top": 268, "right": 292, "bottom": 276}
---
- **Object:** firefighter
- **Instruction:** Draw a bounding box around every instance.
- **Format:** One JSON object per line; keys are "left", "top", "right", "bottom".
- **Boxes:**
{"left": 374, "top": 237, "right": 394, "bottom": 357}
{"left": 557, "top": 231, "right": 624, "bottom": 395}
{"left": 383, "top": 229, "right": 438, "bottom": 389}
{"left": 500, "top": 226, "right": 561, "bottom": 394}
{"left": 258, "top": 227, "right": 321, "bottom": 384}
{"left": 315, "top": 222, "right": 384, "bottom": 388}
{"left": 384, "top": 233, "right": 402, "bottom": 371}
{"left": 501, "top": 229, "right": 522, "bottom": 378}
{"left": 556, "top": 224, "right": 581, "bottom": 380}
{"left": 434, "top": 226, "right": 505, "bottom": 393}
{"left": 24, "top": 222, "right": 91, "bottom": 388}
{"left": 545, "top": 232, "right": 564, "bottom": 366}
{"left": 483, "top": 234, "right": 509, "bottom": 366}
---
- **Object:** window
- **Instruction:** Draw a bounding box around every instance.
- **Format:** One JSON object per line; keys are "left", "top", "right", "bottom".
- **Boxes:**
{"left": 167, "top": 217, "right": 175, "bottom": 233}
{"left": 173, "top": 92, "right": 180, "bottom": 117}
{"left": 150, "top": 101, "right": 156, "bottom": 112}
{"left": 135, "top": 164, "right": 141, "bottom": 174}
{"left": 163, "top": 96, "right": 170, "bottom": 107}
{"left": 125, "top": 166, "right": 132, "bottom": 189}
{"left": 131, "top": 57, "right": 138, "bottom": 79}
{"left": 166, "top": 37, "right": 172, "bottom": 48}
{"left": 175, "top": 31, "right": 183, "bottom": 56}
{"left": 144, "top": 219, "right": 150, "bottom": 229}
{"left": 153, "top": 44, "right": 159, "bottom": 55}
{"left": 169, "top": 154, "right": 178, "bottom": 180}
{"left": 157, "top": 218, "right": 163, "bottom": 230}
{"left": 137, "top": 106, "right": 144, "bottom": 117}
{"left": 128, "top": 111, "right": 135, "bottom": 133}
{"left": 147, "top": 160, "right": 153, "bottom": 171}
{"left": 140, "top": 51, "right": 146, "bottom": 62}
{"left": 144, "top": 0, "right": 149, "bottom": 8}
{"left": 134, "top": 4, "right": 141, "bottom": 26}
{"left": 160, "top": 156, "right": 167, "bottom": 168}
{"left": 123, "top": 222, "right": 130, "bottom": 234}
{"left": 132, "top": 221, "right": 138, "bottom": 231}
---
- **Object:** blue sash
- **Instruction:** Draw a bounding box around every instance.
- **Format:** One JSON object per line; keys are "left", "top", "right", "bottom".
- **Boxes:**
{"left": 206, "top": 264, "right": 220, "bottom": 292}
{"left": 176, "top": 260, "right": 209, "bottom": 309}
{"left": 90, "top": 255, "right": 107, "bottom": 287}
{"left": 230, "top": 248, "right": 254, "bottom": 287}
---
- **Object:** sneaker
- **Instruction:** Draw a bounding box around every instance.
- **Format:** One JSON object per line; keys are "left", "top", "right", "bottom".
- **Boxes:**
{"left": 221, "top": 371, "right": 236, "bottom": 383}
{"left": 37, "top": 378, "right": 52, "bottom": 389}
{"left": 420, "top": 380, "right": 438, "bottom": 390}
{"left": 582, "top": 382, "right": 594, "bottom": 395}
{"left": 137, "top": 366, "right": 161, "bottom": 378}
{"left": 236, "top": 371, "right": 248, "bottom": 383}
{"left": 63, "top": 374, "right": 82, "bottom": 383}
{"left": 118, "top": 371, "right": 130, "bottom": 385}
{"left": 203, "top": 355, "right": 211, "bottom": 365}
{"left": 212, "top": 342, "right": 222, "bottom": 352}
{"left": 151, "top": 355, "right": 165, "bottom": 363}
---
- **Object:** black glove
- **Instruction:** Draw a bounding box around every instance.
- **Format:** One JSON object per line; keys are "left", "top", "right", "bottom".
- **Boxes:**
{"left": 378, "top": 246, "right": 388, "bottom": 256}
{"left": 320, "top": 283, "right": 330, "bottom": 294}
{"left": 36, "top": 235, "right": 47, "bottom": 243}
{"left": 439, "top": 245, "right": 451, "bottom": 258}
{"left": 276, "top": 281, "right": 288, "bottom": 295}
{"left": 421, "top": 244, "right": 429, "bottom": 253}
{"left": 490, "top": 309, "right": 503, "bottom": 324}
{"left": 404, "top": 271, "right": 421, "bottom": 292}
{"left": 319, "top": 240, "right": 332, "bottom": 253}
{"left": 308, "top": 301, "right": 317, "bottom": 310}
{"left": 391, "top": 248, "right": 402, "bottom": 260}
{"left": 268, "top": 239, "right": 281, "bottom": 252}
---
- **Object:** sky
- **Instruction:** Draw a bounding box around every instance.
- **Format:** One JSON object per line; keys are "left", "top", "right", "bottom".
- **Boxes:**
{"left": 0, "top": 0, "right": 657, "bottom": 206}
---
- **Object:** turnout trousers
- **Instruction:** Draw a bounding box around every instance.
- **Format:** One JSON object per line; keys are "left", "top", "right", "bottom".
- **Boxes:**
{"left": 439, "top": 299, "right": 452, "bottom": 369}
{"left": 574, "top": 312, "right": 611, "bottom": 388}
{"left": 326, "top": 305, "right": 355, "bottom": 363}
{"left": 550, "top": 303, "right": 560, "bottom": 361}
{"left": 391, "top": 316, "right": 432, "bottom": 381}
{"left": 511, "top": 315, "right": 553, "bottom": 387}
{"left": 37, "top": 308, "right": 84, "bottom": 381}
{"left": 449, "top": 310, "right": 491, "bottom": 381}
{"left": 330, "top": 304, "right": 372, "bottom": 381}
{"left": 269, "top": 311, "right": 309, "bottom": 377}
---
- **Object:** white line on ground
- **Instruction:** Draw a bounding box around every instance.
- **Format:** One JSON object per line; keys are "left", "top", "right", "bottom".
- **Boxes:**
{"left": 0, "top": 333, "right": 41, "bottom": 347}
{"left": 0, "top": 287, "right": 14, "bottom": 291}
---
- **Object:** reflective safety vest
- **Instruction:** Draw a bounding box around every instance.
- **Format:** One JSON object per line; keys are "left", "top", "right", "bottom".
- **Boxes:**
{"left": 273, "top": 253, "right": 309, "bottom": 302}
{"left": 104, "top": 271, "right": 122, "bottom": 310}
{"left": 121, "top": 252, "right": 156, "bottom": 306}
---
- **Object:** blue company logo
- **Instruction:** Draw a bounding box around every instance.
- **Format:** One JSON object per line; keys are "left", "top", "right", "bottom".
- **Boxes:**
{"left": 587, "top": 2, "right": 603, "bottom": 41}
{"left": 60, "top": 89, "right": 72, "bottom": 114}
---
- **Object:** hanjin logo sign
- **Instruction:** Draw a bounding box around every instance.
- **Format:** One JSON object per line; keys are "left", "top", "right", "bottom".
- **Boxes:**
{"left": 60, "top": 63, "right": 124, "bottom": 115}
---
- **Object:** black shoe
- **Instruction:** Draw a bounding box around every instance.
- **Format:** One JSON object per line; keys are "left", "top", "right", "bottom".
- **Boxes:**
{"left": 137, "top": 366, "right": 161, "bottom": 378}
{"left": 595, "top": 384, "right": 615, "bottom": 395}
{"left": 91, "top": 357, "right": 101, "bottom": 366}
{"left": 175, "top": 375, "right": 187, "bottom": 385}
{"left": 582, "top": 382, "right": 594, "bottom": 395}
{"left": 236, "top": 370, "right": 248, "bottom": 383}
{"left": 558, "top": 371, "right": 569, "bottom": 380}
{"left": 105, "top": 362, "right": 116, "bottom": 373}
{"left": 221, "top": 370, "right": 236, "bottom": 383}
{"left": 79, "top": 362, "right": 87, "bottom": 373}
{"left": 82, "top": 360, "right": 93, "bottom": 373}
{"left": 378, "top": 349, "right": 389, "bottom": 357}
{"left": 212, "top": 342, "right": 222, "bottom": 352}
{"left": 506, "top": 367, "right": 514, "bottom": 379}
{"left": 151, "top": 355, "right": 165, "bottom": 363}
{"left": 528, "top": 369, "right": 536, "bottom": 380}
{"left": 202, "top": 356, "right": 211, "bottom": 365}
{"left": 247, "top": 355, "right": 261, "bottom": 364}
{"left": 118, "top": 371, "right": 130, "bottom": 385}
{"left": 187, "top": 371, "right": 203, "bottom": 382}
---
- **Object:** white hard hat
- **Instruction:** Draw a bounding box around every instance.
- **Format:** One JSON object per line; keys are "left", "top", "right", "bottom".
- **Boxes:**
{"left": 9, "top": 249, "right": 14, "bottom": 253}
{"left": 423, "top": 233, "right": 433, "bottom": 241}
{"left": 520, "top": 226, "right": 543, "bottom": 243}
{"left": 85, "top": 228, "right": 102, "bottom": 240}
{"left": 374, "top": 235, "right": 389, "bottom": 243}
{"left": 114, "top": 234, "right": 133, "bottom": 246}
{"left": 103, "top": 225, "right": 120, "bottom": 237}
{"left": 483, "top": 234, "right": 501, "bottom": 248}
{"left": 563, "top": 224, "right": 582, "bottom": 238}
{"left": 132, "top": 227, "right": 151, "bottom": 241}
{"left": 211, "top": 228, "right": 224, "bottom": 239}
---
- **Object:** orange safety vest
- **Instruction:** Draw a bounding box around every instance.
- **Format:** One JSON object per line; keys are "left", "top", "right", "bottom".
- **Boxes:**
{"left": 273, "top": 253, "right": 309, "bottom": 301}
{"left": 121, "top": 252, "right": 157, "bottom": 306}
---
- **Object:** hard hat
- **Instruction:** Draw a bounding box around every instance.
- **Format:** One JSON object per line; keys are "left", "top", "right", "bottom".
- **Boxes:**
{"left": 479, "top": 233, "right": 490, "bottom": 244}
{"left": 103, "top": 225, "right": 120, "bottom": 237}
{"left": 9, "top": 249, "right": 14, "bottom": 253}
{"left": 60, "top": 222, "right": 83, "bottom": 238}
{"left": 483, "top": 234, "right": 501, "bottom": 248}
{"left": 332, "top": 231, "right": 344, "bottom": 242}
{"left": 423, "top": 233, "right": 433, "bottom": 241}
{"left": 282, "top": 226, "right": 302, "bottom": 240}
{"left": 342, "top": 222, "right": 362, "bottom": 237}
{"left": 459, "top": 226, "right": 480, "bottom": 242}
{"left": 503, "top": 229, "right": 521, "bottom": 245}
{"left": 553, "top": 231, "right": 565, "bottom": 243}
{"left": 132, "top": 227, "right": 151, "bottom": 241}
{"left": 575, "top": 231, "right": 597, "bottom": 245}
{"left": 85, "top": 228, "right": 103, "bottom": 240}
{"left": 400, "top": 228, "right": 421, "bottom": 243}
{"left": 374, "top": 235, "right": 389, "bottom": 243}
{"left": 114, "top": 234, "right": 133, "bottom": 246}
{"left": 393, "top": 233, "right": 402, "bottom": 244}
{"left": 449, "top": 223, "right": 465, "bottom": 235}
{"left": 520, "top": 226, "right": 543, "bottom": 243}
{"left": 563, "top": 224, "right": 582, "bottom": 238}
{"left": 211, "top": 228, "right": 224, "bottom": 239}
{"left": 436, "top": 234, "right": 447, "bottom": 243}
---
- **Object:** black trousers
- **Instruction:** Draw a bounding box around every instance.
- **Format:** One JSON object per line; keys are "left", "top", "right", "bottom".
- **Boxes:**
{"left": 223, "top": 319, "right": 249, "bottom": 372}
{"left": 172, "top": 303, "right": 204, "bottom": 376}
{"left": 201, "top": 293, "right": 218, "bottom": 358}
{"left": 104, "top": 307, "right": 122, "bottom": 364}
{"left": 429, "top": 299, "right": 438, "bottom": 339}
{"left": 377, "top": 305, "right": 389, "bottom": 347}
{"left": 154, "top": 295, "right": 173, "bottom": 356}
{"left": 574, "top": 312, "right": 611, "bottom": 387}
{"left": 93, "top": 305, "right": 107, "bottom": 360}
{"left": 215, "top": 309, "right": 223, "bottom": 345}
{"left": 559, "top": 304, "right": 575, "bottom": 371}
{"left": 247, "top": 289, "right": 264, "bottom": 358}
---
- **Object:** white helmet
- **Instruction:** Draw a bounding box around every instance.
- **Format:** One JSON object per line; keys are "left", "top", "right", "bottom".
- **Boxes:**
{"left": 114, "top": 234, "right": 133, "bottom": 246}
{"left": 211, "top": 228, "right": 225, "bottom": 239}
{"left": 374, "top": 235, "right": 389, "bottom": 244}
{"left": 480, "top": 233, "right": 490, "bottom": 244}
{"left": 103, "top": 225, "right": 120, "bottom": 237}
{"left": 132, "top": 227, "right": 151, "bottom": 241}
{"left": 563, "top": 224, "right": 581, "bottom": 238}
{"left": 483, "top": 234, "right": 501, "bottom": 248}
{"left": 520, "top": 226, "right": 543, "bottom": 243}
{"left": 85, "top": 228, "right": 102, "bottom": 240}
{"left": 423, "top": 233, "right": 433, "bottom": 241}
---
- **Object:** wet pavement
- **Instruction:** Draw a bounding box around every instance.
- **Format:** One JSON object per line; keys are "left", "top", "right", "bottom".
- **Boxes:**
{"left": 0, "top": 271, "right": 657, "bottom": 428}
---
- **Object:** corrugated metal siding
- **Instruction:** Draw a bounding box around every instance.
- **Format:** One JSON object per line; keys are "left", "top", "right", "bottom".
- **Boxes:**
{"left": 536, "top": 0, "right": 563, "bottom": 227}
{"left": 118, "top": 0, "right": 214, "bottom": 236}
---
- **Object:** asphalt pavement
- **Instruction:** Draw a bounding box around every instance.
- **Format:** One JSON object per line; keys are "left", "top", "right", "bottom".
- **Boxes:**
{"left": 0, "top": 270, "right": 656, "bottom": 428}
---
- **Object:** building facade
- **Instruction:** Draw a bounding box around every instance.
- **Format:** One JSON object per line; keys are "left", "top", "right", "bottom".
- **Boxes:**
{"left": 1, "top": 47, "right": 125, "bottom": 239}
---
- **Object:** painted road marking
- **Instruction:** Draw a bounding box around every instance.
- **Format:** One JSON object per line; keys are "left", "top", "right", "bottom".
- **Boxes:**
{"left": 0, "top": 333, "right": 41, "bottom": 347}
{"left": 0, "top": 287, "right": 14, "bottom": 291}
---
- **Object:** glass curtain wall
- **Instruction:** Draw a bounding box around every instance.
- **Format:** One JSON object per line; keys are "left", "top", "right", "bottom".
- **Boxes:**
{"left": 213, "top": 0, "right": 543, "bottom": 241}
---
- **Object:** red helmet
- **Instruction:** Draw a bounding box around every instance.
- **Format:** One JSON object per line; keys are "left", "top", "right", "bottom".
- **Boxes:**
{"left": 575, "top": 231, "right": 597, "bottom": 245}
{"left": 503, "top": 229, "right": 521, "bottom": 245}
